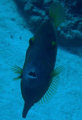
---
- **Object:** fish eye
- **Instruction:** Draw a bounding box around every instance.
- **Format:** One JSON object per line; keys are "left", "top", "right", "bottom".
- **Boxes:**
{"left": 28, "top": 71, "right": 36, "bottom": 78}
{"left": 51, "top": 41, "right": 57, "bottom": 50}
{"left": 29, "top": 37, "right": 34, "bottom": 45}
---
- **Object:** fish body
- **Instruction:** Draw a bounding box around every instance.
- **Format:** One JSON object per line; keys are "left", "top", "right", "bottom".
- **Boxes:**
{"left": 12, "top": 2, "right": 66, "bottom": 118}
{"left": 21, "top": 19, "right": 57, "bottom": 118}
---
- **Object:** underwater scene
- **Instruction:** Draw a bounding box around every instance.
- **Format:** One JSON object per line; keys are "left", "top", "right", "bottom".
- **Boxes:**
{"left": 0, "top": 0, "right": 82, "bottom": 120}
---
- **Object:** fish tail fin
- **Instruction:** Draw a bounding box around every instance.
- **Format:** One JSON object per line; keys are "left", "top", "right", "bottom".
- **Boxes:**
{"left": 49, "top": 2, "right": 66, "bottom": 27}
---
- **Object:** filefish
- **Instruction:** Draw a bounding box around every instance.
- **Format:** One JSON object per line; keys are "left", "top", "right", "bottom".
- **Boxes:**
{"left": 12, "top": 2, "right": 66, "bottom": 118}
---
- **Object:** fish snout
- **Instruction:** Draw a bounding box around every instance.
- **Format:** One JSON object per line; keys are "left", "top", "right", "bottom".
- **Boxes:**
{"left": 28, "top": 70, "right": 37, "bottom": 78}
{"left": 23, "top": 68, "right": 40, "bottom": 88}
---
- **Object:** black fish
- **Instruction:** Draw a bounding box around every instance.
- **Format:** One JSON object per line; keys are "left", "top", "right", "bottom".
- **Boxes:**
{"left": 12, "top": 1, "right": 66, "bottom": 118}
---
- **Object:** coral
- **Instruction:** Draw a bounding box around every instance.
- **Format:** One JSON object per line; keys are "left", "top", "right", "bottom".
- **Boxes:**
{"left": 14, "top": 0, "right": 82, "bottom": 56}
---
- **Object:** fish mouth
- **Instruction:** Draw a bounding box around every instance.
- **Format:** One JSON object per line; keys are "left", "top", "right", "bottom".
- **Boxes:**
{"left": 28, "top": 70, "right": 37, "bottom": 78}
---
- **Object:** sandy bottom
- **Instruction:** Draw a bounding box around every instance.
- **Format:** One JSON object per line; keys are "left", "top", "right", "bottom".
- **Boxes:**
{"left": 0, "top": 0, "right": 82, "bottom": 120}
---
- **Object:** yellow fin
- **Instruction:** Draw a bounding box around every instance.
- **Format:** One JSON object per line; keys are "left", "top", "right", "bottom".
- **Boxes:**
{"left": 38, "top": 66, "right": 63, "bottom": 104}
{"left": 51, "top": 66, "right": 63, "bottom": 77}
{"left": 49, "top": 2, "right": 66, "bottom": 27}
{"left": 12, "top": 65, "right": 23, "bottom": 80}
{"left": 13, "top": 75, "right": 21, "bottom": 80}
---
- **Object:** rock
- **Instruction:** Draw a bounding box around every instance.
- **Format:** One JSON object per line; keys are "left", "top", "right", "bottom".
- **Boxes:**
{"left": 58, "top": 17, "right": 82, "bottom": 47}
{"left": 14, "top": 0, "right": 82, "bottom": 56}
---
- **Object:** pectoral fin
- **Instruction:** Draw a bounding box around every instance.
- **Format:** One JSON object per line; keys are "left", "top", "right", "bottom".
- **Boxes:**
{"left": 12, "top": 65, "right": 23, "bottom": 80}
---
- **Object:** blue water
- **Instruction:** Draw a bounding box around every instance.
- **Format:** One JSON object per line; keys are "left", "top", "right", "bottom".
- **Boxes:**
{"left": 0, "top": 0, "right": 82, "bottom": 120}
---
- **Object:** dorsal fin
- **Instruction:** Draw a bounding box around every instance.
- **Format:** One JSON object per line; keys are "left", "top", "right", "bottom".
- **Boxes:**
{"left": 38, "top": 66, "right": 63, "bottom": 104}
